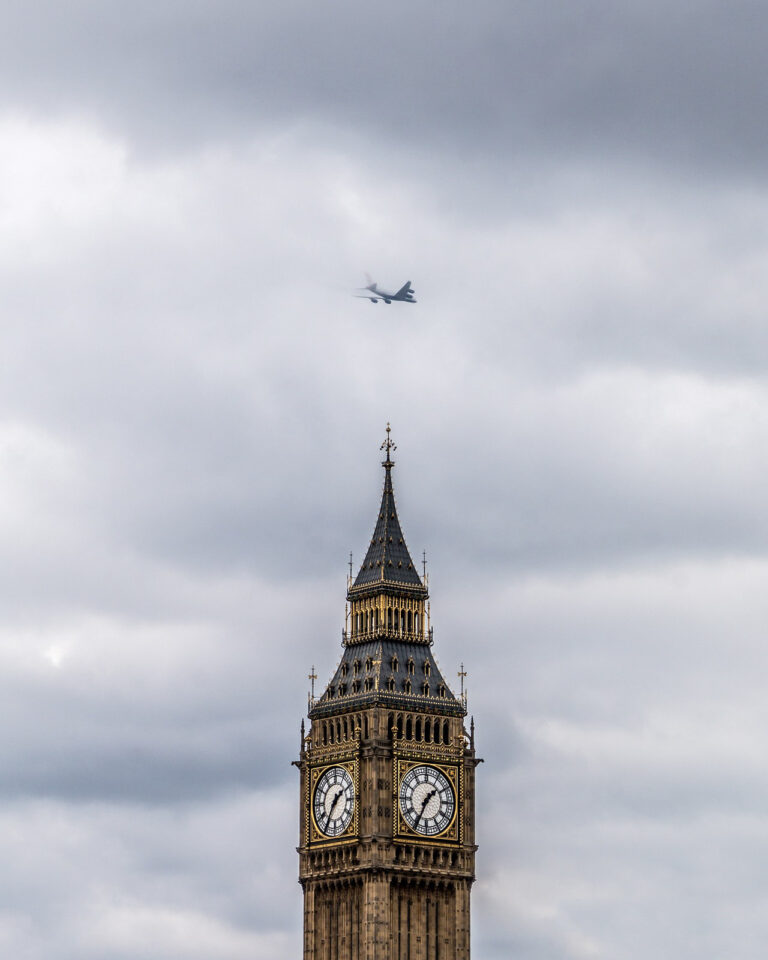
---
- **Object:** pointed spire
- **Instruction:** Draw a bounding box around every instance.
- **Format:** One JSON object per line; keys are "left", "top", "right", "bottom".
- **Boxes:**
{"left": 351, "top": 424, "right": 425, "bottom": 592}
{"left": 310, "top": 425, "right": 466, "bottom": 720}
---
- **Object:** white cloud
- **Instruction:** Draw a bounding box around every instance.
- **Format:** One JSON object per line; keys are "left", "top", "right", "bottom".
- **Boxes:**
{"left": 0, "top": 792, "right": 300, "bottom": 960}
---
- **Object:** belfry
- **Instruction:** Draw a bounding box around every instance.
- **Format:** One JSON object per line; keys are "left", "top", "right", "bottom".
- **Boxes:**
{"left": 296, "top": 426, "right": 480, "bottom": 959}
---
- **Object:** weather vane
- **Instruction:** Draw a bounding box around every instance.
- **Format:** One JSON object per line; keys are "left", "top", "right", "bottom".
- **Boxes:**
{"left": 380, "top": 422, "right": 397, "bottom": 462}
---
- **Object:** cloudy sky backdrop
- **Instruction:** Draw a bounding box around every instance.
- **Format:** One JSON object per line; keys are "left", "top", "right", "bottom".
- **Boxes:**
{"left": 1, "top": 3, "right": 767, "bottom": 958}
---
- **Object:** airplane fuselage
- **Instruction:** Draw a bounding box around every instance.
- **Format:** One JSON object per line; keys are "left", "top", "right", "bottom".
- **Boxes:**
{"left": 363, "top": 280, "right": 416, "bottom": 304}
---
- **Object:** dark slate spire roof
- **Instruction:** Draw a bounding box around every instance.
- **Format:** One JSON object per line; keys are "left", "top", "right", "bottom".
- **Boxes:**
{"left": 310, "top": 639, "right": 464, "bottom": 718}
{"left": 350, "top": 425, "right": 425, "bottom": 593}
{"left": 309, "top": 426, "right": 465, "bottom": 719}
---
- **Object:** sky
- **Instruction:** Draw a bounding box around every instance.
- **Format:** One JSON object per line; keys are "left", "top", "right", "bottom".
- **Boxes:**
{"left": 1, "top": 2, "right": 767, "bottom": 958}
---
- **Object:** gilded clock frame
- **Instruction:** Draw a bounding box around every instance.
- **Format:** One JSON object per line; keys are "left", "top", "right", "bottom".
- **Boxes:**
{"left": 394, "top": 756, "right": 462, "bottom": 844}
{"left": 307, "top": 759, "right": 359, "bottom": 847}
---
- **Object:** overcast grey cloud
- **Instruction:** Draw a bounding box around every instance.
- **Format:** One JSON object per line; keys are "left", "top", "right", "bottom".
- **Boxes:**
{"left": 0, "top": 2, "right": 767, "bottom": 958}
{"left": 4, "top": 1, "right": 768, "bottom": 177}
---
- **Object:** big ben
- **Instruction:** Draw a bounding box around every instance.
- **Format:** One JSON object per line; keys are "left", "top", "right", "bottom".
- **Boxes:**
{"left": 296, "top": 426, "right": 480, "bottom": 960}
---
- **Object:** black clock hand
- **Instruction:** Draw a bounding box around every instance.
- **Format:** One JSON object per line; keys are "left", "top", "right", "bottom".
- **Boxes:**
{"left": 413, "top": 788, "right": 438, "bottom": 828}
{"left": 328, "top": 788, "right": 344, "bottom": 819}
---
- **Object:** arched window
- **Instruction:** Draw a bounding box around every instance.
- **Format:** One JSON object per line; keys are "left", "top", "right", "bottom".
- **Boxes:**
{"left": 397, "top": 715, "right": 404, "bottom": 739}
{"left": 415, "top": 718, "right": 422, "bottom": 741}
{"left": 422, "top": 681, "right": 429, "bottom": 696}
{"left": 423, "top": 660, "right": 431, "bottom": 677}
{"left": 425, "top": 718, "right": 432, "bottom": 743}
{"left": 404, "top": 679, "right": 412, "bottom": 695}
{"left": 406, "top": 717, "right": 413, "bottom": 740}
{"left": 343, "top": 718, "right": 348, "bottom": 739}
{"left": 443, "top": 720, "right": 450, "bottom": 745}
{"left": 387, "top": 676, "right": 395, "bottom": 692}
{"left": 401, "top": 609, "right": 406, "bottom": 633}
{"left": 407, "top": 658, "right": 415, "bottom": 676}
{"left": 387, "top": 607, "right": 393, "bottom": 629}
{"left": 407, "top": 610, "right": 413, "bottom": 632}
{"left": 414, "top": 612, "right": 419, "bottom": 633}
{"left": 375, "top": 609, "right": 379, "bottom": 629}
{"left": 391, "top": 655, "right": 399, "bottom": 672}
{"left": 364, "top": 715, "right": 369, "bottom": 739}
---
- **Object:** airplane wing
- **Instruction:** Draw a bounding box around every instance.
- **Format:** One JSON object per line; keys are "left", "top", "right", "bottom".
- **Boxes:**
{"left": 394, "top": 281, "right": 412, "bottom": 298}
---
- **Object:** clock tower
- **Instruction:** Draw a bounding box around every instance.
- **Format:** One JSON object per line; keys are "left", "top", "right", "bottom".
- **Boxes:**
{"left": 296, "top": 427, "right": 480, "bottom": 960}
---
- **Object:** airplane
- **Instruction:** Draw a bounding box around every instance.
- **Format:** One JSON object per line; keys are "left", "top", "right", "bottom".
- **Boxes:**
{"left": 354, "top": 274, "right": 417, "bottom": 304}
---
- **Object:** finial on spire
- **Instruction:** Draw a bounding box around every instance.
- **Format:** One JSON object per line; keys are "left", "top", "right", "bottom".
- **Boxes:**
{"left": 380, "top": 422, "right": 397, "bottom": 465}
{"left": 458, "top": 663, "right": 467, "bottom": 707}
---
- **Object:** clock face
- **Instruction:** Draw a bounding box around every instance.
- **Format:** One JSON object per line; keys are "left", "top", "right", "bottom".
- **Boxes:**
{"left": 313, "top": 766, "right": 355, "bottom": 838}
{"left": 399, "top": 765, "right": 455, "bottom": 836}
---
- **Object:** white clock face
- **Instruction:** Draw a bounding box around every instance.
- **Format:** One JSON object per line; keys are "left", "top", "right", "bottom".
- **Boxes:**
{"left": 399, "top": 765, "right": 455, "bottom": 836}
{"left": 313, "top": 766, "right": 355, "bottom": 837}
